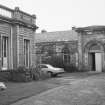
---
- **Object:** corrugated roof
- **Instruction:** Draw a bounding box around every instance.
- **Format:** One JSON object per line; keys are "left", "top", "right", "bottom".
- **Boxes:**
{"left": 35, "top": 30, "right": 78, "bottom": 43}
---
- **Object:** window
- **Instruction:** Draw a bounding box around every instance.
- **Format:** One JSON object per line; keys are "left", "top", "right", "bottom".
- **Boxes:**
{"left": 63, "top": 54, "right": 70, "bottom": 64}
{"left": 3, "top": 37, "right": 8, "bottom": 57}
{"left": 0, "top": 35, "right": 8, "bottom": 70}
{"left": 40, "top": 65, "right": 48, "bottom": 68}
{"left": 62, "top": 46, "right": 70, "bottom": 64}
{"left": 24, "top": 39, "right": 30, "bottom": 67}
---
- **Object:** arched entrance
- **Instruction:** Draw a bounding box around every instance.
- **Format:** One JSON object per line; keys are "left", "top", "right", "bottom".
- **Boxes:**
{"left": 84, "top": 40, "right": 104, "bottom": 72}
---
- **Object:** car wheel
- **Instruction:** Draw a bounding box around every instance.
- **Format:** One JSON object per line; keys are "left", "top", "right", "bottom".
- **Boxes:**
{"left": 47, "top": 72, "right": 53, "bottom": 77}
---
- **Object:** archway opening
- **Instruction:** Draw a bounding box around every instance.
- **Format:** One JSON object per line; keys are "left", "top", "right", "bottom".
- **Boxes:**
{"left": 84, "top": 41, "right": 104, "bottom": 72}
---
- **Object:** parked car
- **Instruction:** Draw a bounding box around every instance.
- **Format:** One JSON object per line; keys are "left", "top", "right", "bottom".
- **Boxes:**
{"left": 38, "top": 64, "right": 65, "bottom": 77}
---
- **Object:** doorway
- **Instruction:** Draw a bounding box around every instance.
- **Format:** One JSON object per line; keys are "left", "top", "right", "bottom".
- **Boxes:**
{"left": 89, "top": 53, "right": 95, "bottom": 71}
{"left": 88, "top": 52, "right": 102, "bottom": 72}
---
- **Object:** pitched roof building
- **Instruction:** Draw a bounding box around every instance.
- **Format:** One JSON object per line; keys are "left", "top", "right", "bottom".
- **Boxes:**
{"left": 35, "top": 30, "right": 78, "bottom": 71}
{"left": 35, "top": 26, "right": 105, "bottom": 72}
{"left": 35, "top": 30, "right": 78, "bottom": 43}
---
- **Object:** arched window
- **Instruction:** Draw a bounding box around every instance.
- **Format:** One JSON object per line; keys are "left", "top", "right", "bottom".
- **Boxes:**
{"left": 62, "top": 47, "right": 70, "bottom": 64}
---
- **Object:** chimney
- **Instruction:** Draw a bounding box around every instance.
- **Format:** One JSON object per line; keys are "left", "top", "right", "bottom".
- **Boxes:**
{"left": 15, "top": 7, "right": 20, "bottom": 11}
{"left": 72, "top": 26, "right": 76, "bottom": 30}
{"left": 41, "top": 29, "right": 47, "bottom": 33}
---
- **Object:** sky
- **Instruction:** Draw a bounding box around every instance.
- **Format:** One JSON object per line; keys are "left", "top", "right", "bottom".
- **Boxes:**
{"left": 0, "top": 0, "right": 105, "bottom": 32}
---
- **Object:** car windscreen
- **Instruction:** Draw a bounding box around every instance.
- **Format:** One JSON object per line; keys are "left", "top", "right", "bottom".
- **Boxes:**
{"left": 40, "top": 65, "right": 48, "bottom": 68}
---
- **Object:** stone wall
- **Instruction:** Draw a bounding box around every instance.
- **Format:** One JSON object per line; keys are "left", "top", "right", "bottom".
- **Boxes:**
{"left": 36, "top": 41, "right": 78, "bottom": 66}
{"left": 0, "top": 5, "right": 37, "bottom": 70}
{"left": 0, "top": 23, "right": 12, "bottom": 69}
{"left": 78, "top": 30, "right": 105, "bottom": 71}
{"left": 17, "top": 26, "right": 36, "bottom": 67}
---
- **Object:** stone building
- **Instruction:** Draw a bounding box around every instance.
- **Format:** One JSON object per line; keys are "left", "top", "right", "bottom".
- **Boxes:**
{"left": 0, "top": 5, "right": 37, "bottom": 70}
{"left": 35, "top": 30, "right": 78, "bottom": 68}
{"left": 1, "top": 4, "right": 104, "bottom": 72}
{"left": 76, "top": 26, "right": 105, "bottom": 72}
{"left": 36, "top": 26, "right": 105, "bottom": 72}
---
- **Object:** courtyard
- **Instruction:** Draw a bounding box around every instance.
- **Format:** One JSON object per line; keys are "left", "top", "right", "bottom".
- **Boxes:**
{"left": 0, "top": 72, "right": 104, "bottom": 105}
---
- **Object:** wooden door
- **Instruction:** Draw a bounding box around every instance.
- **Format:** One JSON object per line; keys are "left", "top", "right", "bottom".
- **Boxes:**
{"left": 95, "top": 53, "right": 102, "bottom": 72}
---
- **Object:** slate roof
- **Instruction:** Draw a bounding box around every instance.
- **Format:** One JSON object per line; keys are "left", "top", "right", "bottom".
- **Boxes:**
{"left": 35, "top": 30, "right": 78, "bottom": 43}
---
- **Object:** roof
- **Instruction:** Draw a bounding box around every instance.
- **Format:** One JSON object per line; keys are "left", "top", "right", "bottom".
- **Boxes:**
{"left": 35, "top": 30, "right": 78, "bottom": 43}
{"left": 76, "top": 25, "right": 105, "bottom": 32}
{"left": 0, "top": 5, "right": 35, "bottom": 18}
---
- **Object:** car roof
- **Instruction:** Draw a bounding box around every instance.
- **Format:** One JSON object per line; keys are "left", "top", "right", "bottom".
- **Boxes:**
{"left": 40, "top": 64, "right": 51, "bottom": 66}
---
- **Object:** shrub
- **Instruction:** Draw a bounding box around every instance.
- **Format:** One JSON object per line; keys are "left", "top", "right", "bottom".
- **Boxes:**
{"left": 16, "top": 66, "right": 28, "bottom": 72}
{"left": 0, "top": 70, "right": 11, "bottom": 82}
{"left": 10, "top": 66, "right": 32, "bottom": 82}
{"left": 30, "top": 65, "right": 51, "bottom": 80}
{"left": 64, "top": 64, "right": 78, "bottom": 72}
{"left": 43, "top": 55, "right": 64, "bottom": 68}
{"left": 29, "top": 65, "right": 41, "bottom": 80}
{"left": 39, "top": 71, "right": 50, "bottom": 80}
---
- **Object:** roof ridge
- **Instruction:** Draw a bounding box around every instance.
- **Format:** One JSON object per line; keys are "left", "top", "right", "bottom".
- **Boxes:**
{"left": 36, "top": 30, "right": 74, "bottom": 34}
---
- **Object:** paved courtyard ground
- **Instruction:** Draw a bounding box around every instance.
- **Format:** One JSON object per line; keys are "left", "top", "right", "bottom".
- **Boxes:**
{"left": 11, "top": 72, "right": 105, "bottom": 105}
{"left": 0, "top": 79, "right": 58, "bottom": 105}
{"left": 0, "top": 72, "right": 104, "bottom": 105}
